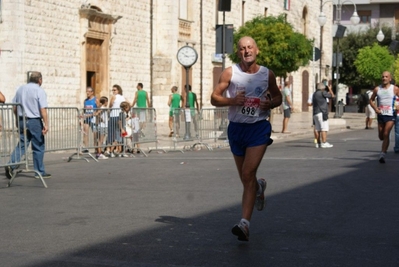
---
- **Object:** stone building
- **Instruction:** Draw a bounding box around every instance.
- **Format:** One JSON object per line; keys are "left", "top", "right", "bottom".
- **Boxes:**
{"left": 0, "top": 0, "right": 329, "bottom": 122}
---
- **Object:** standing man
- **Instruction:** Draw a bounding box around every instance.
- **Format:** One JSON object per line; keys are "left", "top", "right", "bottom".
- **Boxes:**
{"left": 168, "top": 86, "right": 182, "bottom": 137}
{"left": 82, "top": 86, "right": 99, "bottom": 153}
{"left": 5, "top": 71, "right": 51, "bottom": 179}
{"left": 312, "top": 82, "right": 334, "bottom": 148}
{"left": 187, "top": 85, "right": 200, "bottom": 135}
{"left": 131, "top": 83, "right": 151, "bottom": 133}
{"left": 369, "top": 71, "right": 399, "bottom": 163}
{"left": 281, "top": 79, "right": 293, "bottom": 133}
{"left": 211, "top": 36, "right": 282, "bottom": 242}
{"left": 364, "top": 88, "right": 375, "bottom": 129}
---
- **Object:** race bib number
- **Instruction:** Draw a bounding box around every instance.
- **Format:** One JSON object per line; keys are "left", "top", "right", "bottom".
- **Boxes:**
{"left": 237, "top": 97, "right": 261, "bottom": 117}
{"left": 379, "top": 105, "right": 393, "bottom": 116}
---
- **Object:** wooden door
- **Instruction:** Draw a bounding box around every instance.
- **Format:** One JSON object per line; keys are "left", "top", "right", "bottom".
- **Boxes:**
{"left": 86, "top": 38, "right": 104, "bottom": 97}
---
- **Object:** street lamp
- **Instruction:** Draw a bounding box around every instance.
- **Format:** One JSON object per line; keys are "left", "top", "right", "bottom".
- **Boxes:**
{"left": 318, "top": 0, "right": 360, "bottom": 118}
{"left": 376, "top": 28, "right": 385, "bottom": 42}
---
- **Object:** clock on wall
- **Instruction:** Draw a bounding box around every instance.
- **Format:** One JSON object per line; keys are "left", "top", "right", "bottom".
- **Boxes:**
{"left": 176, "top": 45, "right": 198, "bottom": 68}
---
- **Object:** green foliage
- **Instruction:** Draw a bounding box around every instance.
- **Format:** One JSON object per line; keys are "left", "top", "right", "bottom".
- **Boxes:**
{"left": 228, "top": 15, "right": 313, "bottom": 77}
{"left": 394, "top": 57, "right": 399, "bottom": 84}
{"left": 337, "top": 26, "right": 395, "bottom": 89}
{"left": 354, "top": 43, "right": 394, "bottom": 85}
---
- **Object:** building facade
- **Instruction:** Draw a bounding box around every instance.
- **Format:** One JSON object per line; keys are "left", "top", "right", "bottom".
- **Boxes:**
{"left": 0, "top": 0, "right": 330, "bottom": 121}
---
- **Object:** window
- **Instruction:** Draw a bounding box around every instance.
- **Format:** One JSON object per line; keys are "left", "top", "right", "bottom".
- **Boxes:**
{"left": 179, "top": 0, "right": 193, "bottom": 21}
{"left": 264, "top": 8, "right": 268, "bottom": 17}
{"left": 242, "top": 1, "right": 245, "bottom": 26}
{"left": 284, "top": 0, "right": 290, "bottom": 11}
{"left": 358, "top": 10, "right": 371, "bottom": 24}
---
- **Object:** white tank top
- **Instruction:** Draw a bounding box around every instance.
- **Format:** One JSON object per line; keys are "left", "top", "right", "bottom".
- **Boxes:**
{"left": 227, "top": 64, "right": 270, "bottom": 123}
{"left": 110, "top": 94, "right": 126, "bottom": 117}
{"left": 377, "top": 84, "right": 395, "bottom": 116}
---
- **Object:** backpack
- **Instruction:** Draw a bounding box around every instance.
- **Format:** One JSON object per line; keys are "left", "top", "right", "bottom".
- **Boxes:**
{"left": 362, "top": 92, "right": 369, "bottom": 104}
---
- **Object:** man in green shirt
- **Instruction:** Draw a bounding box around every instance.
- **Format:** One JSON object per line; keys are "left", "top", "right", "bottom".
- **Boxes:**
{"left": 168, "top": 86, "right": 183, "bottom": 137}
{"left": 131, "top": 83, "right": 151, "bottom": 134}
{"left": 186, "top": 85, "right": 199, "bottom": 135}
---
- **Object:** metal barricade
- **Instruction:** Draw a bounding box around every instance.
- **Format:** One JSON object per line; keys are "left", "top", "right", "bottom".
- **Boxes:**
{"left": 45, "top": 107, "right": 87, "bottom": 161}
{"left": 1, "top": 103, "right": 47, "bottom": 188}
{"left": 193, "top": 107, "right": 230, "bottom": 150}
{"left": 166, "top": 108, "right": 196, "bottom": 153}
{"left": 127, "top": 107, "right": 160, "bottom": 157}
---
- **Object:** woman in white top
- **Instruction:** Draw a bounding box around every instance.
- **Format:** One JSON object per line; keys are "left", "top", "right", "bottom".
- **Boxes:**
{"left": 106, "top": 84, "right": 126, "bottom": 157}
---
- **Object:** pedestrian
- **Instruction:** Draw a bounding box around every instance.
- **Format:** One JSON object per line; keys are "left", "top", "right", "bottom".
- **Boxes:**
{"left": 369, "top": 71, "right": 399, "bottom": 163}
{"left": 168, "top": 86, "right": 183, "bottom": 137}
{"left": 131, "top": 110, "right": 141, "bottom": 153}
{"left": 307, "top": 91, "right": 319, "bottom": 148}
{"left": 131, "top": 82, "right": 151, "bottom": 134}
{"left": 105, "top": 84, "right": 126, "bottom": 157}
{"left": 81, "top": 86, "right": 99, "bottom": 153}
{"left": 364, "top": 88, "right": 375, "bottom": 129}
{"left": 281, "top": 78, "right": 293, "bottom": 133}
{"left": 118, "top": 101, "right": 132, "bottom": 157}
{"left": 186, "top": 85, "right": 200, "bottom": 135}
{"left": 93, "top": 96, "right": 109, "bottom": 159}
{"left": 5, "top": 71, "right": 51, "bottom": 179}
{"left": 210, "top": 36, "right": 282, "bottom": 241}
{"left": 312, "top": 82, "right": 334, "bottom": 148}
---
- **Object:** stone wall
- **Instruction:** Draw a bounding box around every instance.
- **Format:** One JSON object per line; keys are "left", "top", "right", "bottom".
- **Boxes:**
{"left": 0, "top": 0, "right": 330, "bottom": 122}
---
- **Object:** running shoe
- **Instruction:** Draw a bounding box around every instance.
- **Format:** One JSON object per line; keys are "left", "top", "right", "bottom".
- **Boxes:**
{"left": 320, "top": 142, "right": 333, "bottom": 148}
{"left": 255, "top": 178, "right": 267, "bottom": 211}
{"left": 98, "top": 154, "right": 108, "bottom": 159}
{"left": 379, "top": 152, "right": 386, "bottom": 163}
{"left": 5, "top": 166, "right": 13, "bottom": 179}
{"left": 35, "top": 173, "right": 51, "bottom": 179}
{"left": 231, "top": 222, "right": 249, "bottom": 241}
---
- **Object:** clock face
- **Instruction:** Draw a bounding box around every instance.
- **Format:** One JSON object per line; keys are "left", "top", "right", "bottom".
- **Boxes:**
{"left": 177, "top": 46, "right": 198, "bottom": 67}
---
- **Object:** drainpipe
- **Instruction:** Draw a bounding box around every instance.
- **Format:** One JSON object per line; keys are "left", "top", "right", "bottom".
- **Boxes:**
{"left": 150, "top": 0, "right": 153, "bottom": 104}
{"left": 200, "top": 0, "right": 203, "bottom": 109}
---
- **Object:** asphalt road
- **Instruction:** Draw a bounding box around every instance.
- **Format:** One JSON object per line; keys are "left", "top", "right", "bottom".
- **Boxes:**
{"left": 1, "top": 127, "right": 398, "bottom": 267}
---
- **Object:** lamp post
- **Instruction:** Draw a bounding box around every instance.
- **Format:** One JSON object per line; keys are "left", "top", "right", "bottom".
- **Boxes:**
{"left": 318, "top": 0, "right": 360, "bottom": 118}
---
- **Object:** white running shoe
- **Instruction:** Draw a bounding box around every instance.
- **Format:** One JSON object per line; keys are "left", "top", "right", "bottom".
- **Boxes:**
{"left": 379, "top": 152, "right": 386, "bottom": 163}
{"left": 320, "top": 142, "right": 333, "bottom": 148}
{"left": 255, "top": 179, "right": 267, "bottom": 211}
{"left": 97, "top": 154, "right": 108, "bottom": 159}
{"left": 231, "top": 222, "right": 249, "bottom": 241}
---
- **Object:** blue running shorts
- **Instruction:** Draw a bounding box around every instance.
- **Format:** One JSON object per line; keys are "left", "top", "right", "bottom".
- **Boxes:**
{"left": 377, "top": 114, "right": 396, "bottom": 124}
{"left": 228, "top": 120, "right": 273, "bottom": 157}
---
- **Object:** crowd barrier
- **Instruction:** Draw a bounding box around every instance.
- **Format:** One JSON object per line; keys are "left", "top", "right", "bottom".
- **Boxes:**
{"left": 0, "top": 103, "right": 48, "bottom": 188}
{"left": 1, "top": 105, "right": 232, "bottom": 182}
{"left": 66, "top": 107, "right": 159, "bottom": 160}
{"left": 168, "top": 107, "right": 229, "bottom": 151}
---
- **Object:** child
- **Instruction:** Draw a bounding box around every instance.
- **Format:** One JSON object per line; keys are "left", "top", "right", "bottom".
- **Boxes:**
{"left": 131, "top": 110, "right": 141, "bottom": 153}
{"left": 118, "top": 101, "right": 132, "bottom": 157}
{"left": 94, "top": 96, "right": 109, "bottom": 159}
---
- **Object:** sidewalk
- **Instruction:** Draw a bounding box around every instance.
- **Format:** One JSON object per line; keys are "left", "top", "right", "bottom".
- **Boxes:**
{"left": 151, "top": 111, "right": 367, "bottom": 150}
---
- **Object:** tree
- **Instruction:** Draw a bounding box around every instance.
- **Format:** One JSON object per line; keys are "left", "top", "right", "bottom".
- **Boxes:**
{"left": 335, "top": 26, "right": 393, "bottom": 90}
{"left": 354, "top": 43, "right": 394, "bottom": 85}
{"left": 394, "top": 57, "right": 399, "bottom": 84}
{"left": 228, "top": 15, "right": 313, "bottom": 78}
